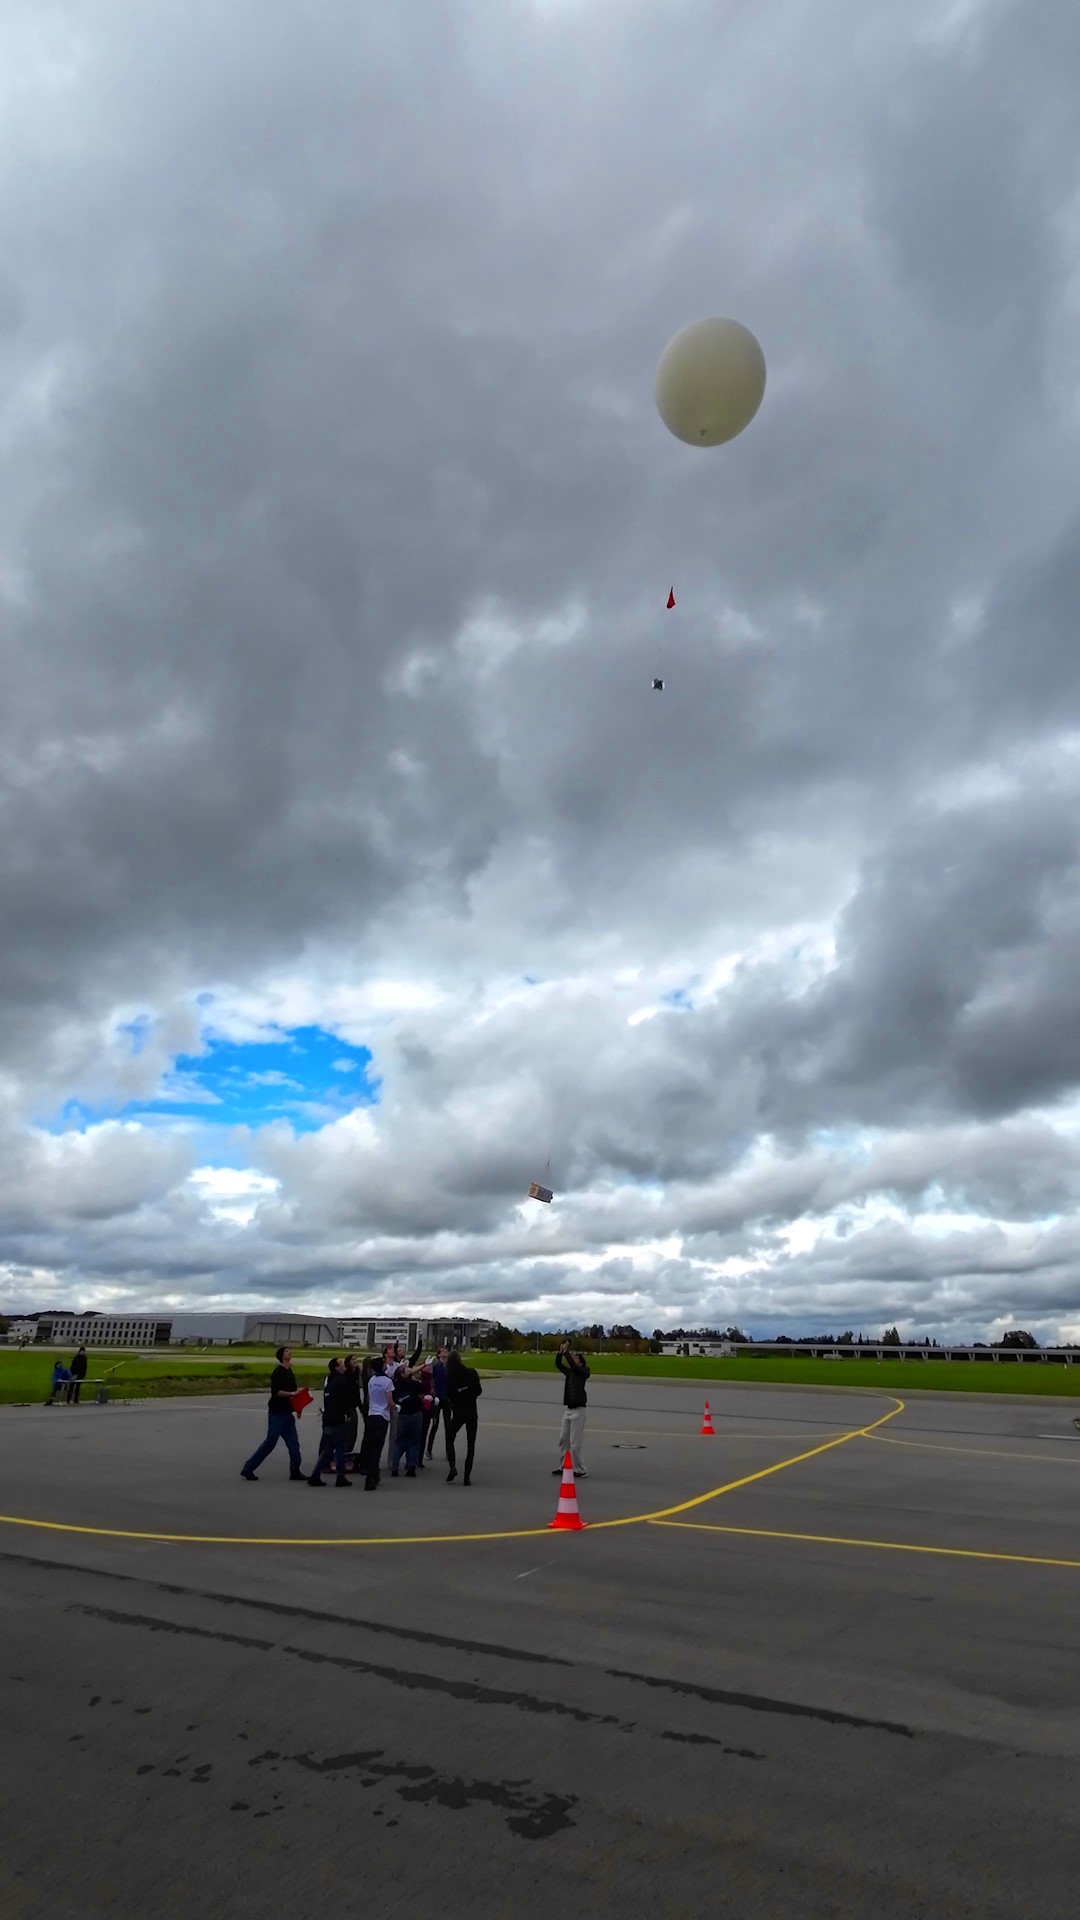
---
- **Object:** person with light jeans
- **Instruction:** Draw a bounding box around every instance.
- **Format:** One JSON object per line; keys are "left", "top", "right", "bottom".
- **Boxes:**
{"left": 553, "top": 1341, "right": 590, "bottom": 1477}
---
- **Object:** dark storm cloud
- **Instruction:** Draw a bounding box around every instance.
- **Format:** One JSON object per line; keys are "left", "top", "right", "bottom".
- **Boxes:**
{"left": 2, "top": 0, "right": 1080, "bottom": 1333}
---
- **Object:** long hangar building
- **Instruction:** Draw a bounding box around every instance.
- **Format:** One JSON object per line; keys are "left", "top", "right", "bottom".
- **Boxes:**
{"left": 26, "top": 1309, "right": 494, "bottom": 1350}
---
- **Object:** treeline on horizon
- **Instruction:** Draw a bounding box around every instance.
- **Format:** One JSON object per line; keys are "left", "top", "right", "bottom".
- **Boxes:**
{"left": 475, "top": 1323, "right": 1048, "bottom": 1353}
{"left": 0, "top": 1314, "right": 1052, "bottom": 1354}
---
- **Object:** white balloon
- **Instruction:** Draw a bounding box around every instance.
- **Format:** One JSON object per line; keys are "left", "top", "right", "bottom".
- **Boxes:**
{"left": 655, "top": 317, "right": 766, "bottom": 448}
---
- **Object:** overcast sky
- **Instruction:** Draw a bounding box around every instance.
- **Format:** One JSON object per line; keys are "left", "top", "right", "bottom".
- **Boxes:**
{"left": 2, "top": 0, "right": 1079, "bottom": 1338}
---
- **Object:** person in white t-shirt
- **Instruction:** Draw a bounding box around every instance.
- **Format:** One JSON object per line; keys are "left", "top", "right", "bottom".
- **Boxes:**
{"left": 361, "top": 1358, "right": 394, "bottom": 1489}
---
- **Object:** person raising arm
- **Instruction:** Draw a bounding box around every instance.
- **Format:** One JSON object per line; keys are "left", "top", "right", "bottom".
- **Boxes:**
{"left": 554, "top": 1340, "right": 590, "bottom": 1478}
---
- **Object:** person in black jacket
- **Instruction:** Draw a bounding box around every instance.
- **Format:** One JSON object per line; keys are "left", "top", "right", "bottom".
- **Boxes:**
{"left": 66, "top": 1346, "right": 88, "bottom": 1404}
{"left": 241, "top": 1347, "right": 304, "bottom": 1481}
{"left": 426, "top": 1344, "right": 451, "bottom": 1461}
{"left": 391, "top": 1366, "right": 425, "bottom": 1477}
{"left": 554, "top": 1341, "right": 590, "bottom": 1478}
{"left": 444, "top": 1350, "right": 483, "bottom": 1485}
{"left": 342, "top": 1354, "right": 363, "bottom": 1472}
{"left": 308, "top": 1359, "right": 353, "bottom": 1487}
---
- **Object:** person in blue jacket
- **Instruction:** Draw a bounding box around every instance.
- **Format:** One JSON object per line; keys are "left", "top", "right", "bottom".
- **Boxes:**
{"left": 46, "top": 1359, "right": 71, "bottom": 1406}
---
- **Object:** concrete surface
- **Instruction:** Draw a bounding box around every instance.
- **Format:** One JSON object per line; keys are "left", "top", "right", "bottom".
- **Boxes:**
{"left": 2, "top": 1374, "right": 1079, "bottom": 1917}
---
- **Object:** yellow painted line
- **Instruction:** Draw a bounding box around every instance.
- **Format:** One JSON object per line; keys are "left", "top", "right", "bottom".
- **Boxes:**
{"left": 0, "top": 1397, "right": 904, "bottom": 1547}
{"left": 868, "top": 1432, "right": 1080, "bottom": 1468}
{"left": 485, "top": 1422, "right": 857, "bottom": 1444}
{"left": 648, "top": 1517, "right": 1080, "bottom": 1572}
{"left": 583, "top": 1398, "right": 905, "bottom": 1531}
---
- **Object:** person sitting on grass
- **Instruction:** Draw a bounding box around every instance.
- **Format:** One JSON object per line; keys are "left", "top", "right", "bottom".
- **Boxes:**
{"left": 46, "top": 1358, "right": 71, "bottom": 1407}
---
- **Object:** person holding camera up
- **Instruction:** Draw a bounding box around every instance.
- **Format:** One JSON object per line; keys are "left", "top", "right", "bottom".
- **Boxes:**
{"left": 553, "top": 1339, "right": 590, "bottom": 1478}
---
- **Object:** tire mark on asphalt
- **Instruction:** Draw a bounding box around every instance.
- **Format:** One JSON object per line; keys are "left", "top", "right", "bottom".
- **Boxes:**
{"left": 4, "top": 1549, "right": 570, "bottom": 1668}
{"left": 284, "top": 1641, "right": 621, "bottom": 1724}
{"left": 62, "top": 1598, "right": 766, "bottom": 1760}
{"left": 608, "top": 1666, "right": 913, "bottom": 1737}
{"left": 70, "top": 1603, "right": 274, "bottom": 1653}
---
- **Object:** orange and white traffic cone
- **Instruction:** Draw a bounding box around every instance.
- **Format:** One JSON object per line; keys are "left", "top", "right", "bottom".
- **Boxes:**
{"left": 700, "top": 1399, "right": 715, "bottom": 1436}
{"left": 548, "top": 1451, "right": 587, "bottom": 1530}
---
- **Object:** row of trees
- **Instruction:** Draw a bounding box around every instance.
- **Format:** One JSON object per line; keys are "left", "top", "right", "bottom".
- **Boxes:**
{"left": 473, "top": 1322, "right": 1043, "bottom": 1353}
{"left": 1, "top": 1312, "right": 1042, "bottom": 1353}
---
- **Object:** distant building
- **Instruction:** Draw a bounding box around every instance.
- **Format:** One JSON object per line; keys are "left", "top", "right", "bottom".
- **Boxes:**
{"left": 338, "top": 1314, "right": 495, "bottom": 1352}
{"left": 35, "top": 1311, "right": 174, "bottom": 1348}
{"left": 33, "top": 1310, "right": 337, "bottom": 1349}
{"left": 660, "top": 1338, "right": 1080, "bottom": 1365}
{"left": 661, "top": 1339, "right": 737, "bottom": 1358}
{"left": 232, "top": 1314, "right": 340, "bottom": 1348}
{"left": 7, "top": 1318, "right": 42, "bottom": 1345}
{"left": 29, "top": 1307, "right": 494, "bottom": 1350}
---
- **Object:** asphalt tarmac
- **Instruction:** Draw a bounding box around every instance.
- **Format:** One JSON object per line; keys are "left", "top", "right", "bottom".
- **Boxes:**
{"left": 2, "top": 1373, "right": 1080, "bottom": 1918}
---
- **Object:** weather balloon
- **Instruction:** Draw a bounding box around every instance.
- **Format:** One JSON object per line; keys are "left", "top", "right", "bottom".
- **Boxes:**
{"left": 655, "top": 317, "right": 766, "bottom": 447}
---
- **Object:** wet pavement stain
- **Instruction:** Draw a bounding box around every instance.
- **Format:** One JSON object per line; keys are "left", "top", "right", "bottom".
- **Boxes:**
{"left": 397, "top": 1773, "right": 576, "bottom": 1840}
{"left": 246, "top": 1744, "right": 576, "bottom": 1840}
{"left": 284, "top": 1642, "right": 619, "bottom": 1728}
{"left": 660, "top": 1730, "right": 763, "bottom": 1757}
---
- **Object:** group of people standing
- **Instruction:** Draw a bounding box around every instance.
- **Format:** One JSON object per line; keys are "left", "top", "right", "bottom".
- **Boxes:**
{"left": 240, "top": 1339, "right": 483, "bottom": 1490}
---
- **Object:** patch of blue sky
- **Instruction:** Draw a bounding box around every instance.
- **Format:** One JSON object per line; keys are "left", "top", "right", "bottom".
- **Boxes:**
{"left": 662, "top": 987, "right": 695, "bottom": 1010}
{"left": 809, "top": 1125, "right": 875, "bottom": 1155}
{"left": 51, "top": 1024, "right": 379, "bottom": 1136}
{"left": 117, "top": 1012, "right": 154, "bottom": 1056}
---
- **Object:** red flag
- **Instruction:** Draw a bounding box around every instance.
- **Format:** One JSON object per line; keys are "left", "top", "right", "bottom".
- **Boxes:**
{"left": 290, "top": 1388, "right": 313, "bottom": 1417}
{"left": 666, "top": 588, "right": 675, "bottom": 609}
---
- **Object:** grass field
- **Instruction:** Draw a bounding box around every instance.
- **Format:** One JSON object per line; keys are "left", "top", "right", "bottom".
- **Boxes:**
{"left": 471, "top": 1350, "right": 1080, "bottom": 1397}
{"left": 0, "top": 1350, "right": 329, "bottom": 1406}
{"left": 5, "top": 1344, "right": 1080, "bottom": 1406}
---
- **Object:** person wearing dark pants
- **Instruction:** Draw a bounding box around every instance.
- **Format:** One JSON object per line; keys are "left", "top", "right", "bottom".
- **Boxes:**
{"left": 342, "top": 1354, "right": 362, "bottom": 1471}
{"left": 241, "top": 1347, "right": 304, "bottom": 1481}
{"left": 309, "top": 1360, "right": 353, "bottom": 1487}
{"left": 391, "top": 1367, "right": 425, "bottom": 1477}
{"left": 426, "top": 1345, "right": 451, "bottom": 1461}
{"left": 360, "top": 1358, "right": 393, "bottom": 1490}
{"left": 444, "top": 1350, "right": 483, "bottom": 1484}
{"left": 46, "top": 1360, "right": 70, "bottom": 1406}
{"left": 66, "top": 1346, "right": 88, "bottom": 1404}
{"left": 554, "top": 1341, "right": 590, "bottom": 1477}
